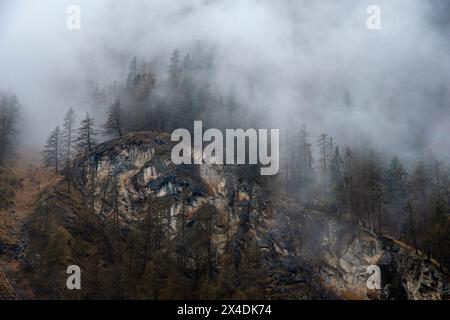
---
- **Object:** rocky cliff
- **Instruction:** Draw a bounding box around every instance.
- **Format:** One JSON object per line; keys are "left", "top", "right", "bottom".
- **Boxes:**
{"left": 24, "top": 132, "right": 450, "bottom": 299}
{"left": 299, "top": 211, "right": 450, "bottom": 299}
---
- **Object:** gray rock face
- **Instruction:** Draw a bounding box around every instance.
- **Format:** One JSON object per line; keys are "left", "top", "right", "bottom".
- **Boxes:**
{"left": 70, "top": 132, "right": 450, "bottom": 300}
{"left": 309, "top": 216, "right": 450, "bottom": 300}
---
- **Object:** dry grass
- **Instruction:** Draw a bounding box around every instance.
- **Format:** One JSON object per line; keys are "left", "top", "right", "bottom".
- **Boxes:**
{"left": 0, "top": 157, "right": 61, "bottom": 300}
{"left": 0, "top": 269, "right": 15, "bottom": 299}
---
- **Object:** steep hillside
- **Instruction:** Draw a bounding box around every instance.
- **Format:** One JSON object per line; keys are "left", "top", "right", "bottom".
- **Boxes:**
{"left": 0, "top": 167, "right": 17, "bottom": 210}
{"left": 22, "top": 132, "right": 450, "bottom": 299}
{"left": 0, "top": 167, "right": 20, "bottom": 254}
{"left": 0, "top": 163, "right": 52, "bottom": 299}
{"left": 0, "top": 166, "right": 19, "bottom": 299}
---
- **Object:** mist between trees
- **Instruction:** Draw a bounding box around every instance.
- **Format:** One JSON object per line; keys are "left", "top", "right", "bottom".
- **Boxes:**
{"left": 0, "top": 93, "right": 20, "bottom": 167}
{"left": 0, "top": 48, "right": 448, "bottom": 299}
{"left": 31, "top": 52, "right": 450, "bottom": 273}
{"left": 1, "top": 0, "right": 450, "bottom": 299}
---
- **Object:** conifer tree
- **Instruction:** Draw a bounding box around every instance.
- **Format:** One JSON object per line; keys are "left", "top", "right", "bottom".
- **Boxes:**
{"left": 76, "top": 113, "right": 97, "bottom": 154}
{"left": 0, "top": 94, "right": 20, "bottom": 166}
{"left": 103, "top": 99, "right": 123, "bottom": 138}
{"left": 61, "top": 108, "right": 76, "bottom": 192}
{"left": 42, "top": 126, "right": 61, "bottom": 172}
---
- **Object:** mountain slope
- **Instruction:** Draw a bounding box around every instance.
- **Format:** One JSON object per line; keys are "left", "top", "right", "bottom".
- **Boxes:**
{"left": 21, "top": 132, "right": 450, "bottom": 299}
{"left": 0, "top": 162, "right": 54, "bottom": 299}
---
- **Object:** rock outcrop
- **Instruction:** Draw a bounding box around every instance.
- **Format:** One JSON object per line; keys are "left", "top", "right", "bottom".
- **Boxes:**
{"left": 300, "top": 211, "right": 450, "bottom": 299}
{"left": 36, "top": 131, "right": 450, "bottom": 300}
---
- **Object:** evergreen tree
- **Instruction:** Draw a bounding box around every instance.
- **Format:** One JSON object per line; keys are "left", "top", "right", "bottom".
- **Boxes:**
{"left": 410, "top": 161, "right": 430, "bottom": 227}
{"left": 76, "top": 113, "right": 97, "bottom": 154}
{"left": 42, "top": 126, "right": 61, "bottom": 172}
{"left": 317, "top": 133, "right": 333, "bottom": 195}
{"left": 61, "top": 108, "right": 76, "bottom": 193}
{"left": 365, "top": 151, "right": 385, "bottom": 231}
{"left": 293, "top": 124, "right": 314, "bottom": 192}
{"left": 103, "top": 99, "right": 123, "bottom": 138}
{"left": 168, "top": 50, "right": 181, "bottom": 89}
{"left": 385, "top": 156, "right": 408, "bottom": 204}
{"left": 330, "top": 146, "right": 345, "bottom": 214}
{"left": 0, "top": 94, "right": 20, "bottom": 166}
{"left": 126, "top": 57, "right": 138, "bottom": 88}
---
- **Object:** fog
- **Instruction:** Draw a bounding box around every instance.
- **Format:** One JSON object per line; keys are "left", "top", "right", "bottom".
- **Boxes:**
{"left": 0, "top": 0, "right": 449, "bottom": 161}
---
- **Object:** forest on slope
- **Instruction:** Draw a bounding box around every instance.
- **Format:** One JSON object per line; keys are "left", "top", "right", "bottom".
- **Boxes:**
{"left": 54, "top": 54, "right": 450, "bottom": 269}
{"left": 1, "top": 0, "right": 450, "bottom": 299}
{"left": 1, "top": 50, "right": 450, "bottom": 299}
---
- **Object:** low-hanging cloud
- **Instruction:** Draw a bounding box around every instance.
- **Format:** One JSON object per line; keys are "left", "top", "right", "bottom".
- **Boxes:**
{"left": 0, "top": 0, "right": 449, "bottom": 161}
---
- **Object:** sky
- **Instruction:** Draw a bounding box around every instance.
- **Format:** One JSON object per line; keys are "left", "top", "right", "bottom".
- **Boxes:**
{"left": 0, "top": 0, "right": 449, "bottom": 161}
